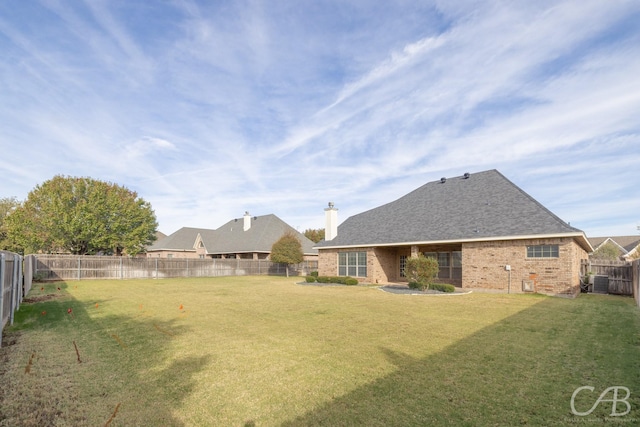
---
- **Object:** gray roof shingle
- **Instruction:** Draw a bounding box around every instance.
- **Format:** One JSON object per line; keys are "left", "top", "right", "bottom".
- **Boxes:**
{"left": 147, "top": 215, "right": 317, "bottom": 255}
{"left": 316, "top": 169, "right": 587, "bottom": 248}
{"left": 588, "top": 236, "right": 640, "bottom": 254}
{"left": 147, "top": 227, "right": 208, "bottom": 251}
{"left": 206, "top": 214, "right": 317, "bottom": 255}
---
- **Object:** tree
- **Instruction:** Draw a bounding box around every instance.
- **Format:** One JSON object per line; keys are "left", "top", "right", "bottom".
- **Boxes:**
{"left": 404, "top": 254, "right": 439, "bottom": 291}
{"left": 270, "top": 231, "right": 304, "bottom": 277}
{"left": 303, "top": 228, "right": 325, "bottom": 243}
{"left": 0, "top": 197, "right": 20, "bottom": 251}
{"left": 591, "top": 242, "right": 621, "bottom": 261}
{"left": 5, "top": 176, "right": 157, "bottom": 255}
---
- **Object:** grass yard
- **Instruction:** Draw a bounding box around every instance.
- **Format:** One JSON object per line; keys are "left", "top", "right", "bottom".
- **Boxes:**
{"left": 1, "top": 276, "right": 639, "bottom": 426}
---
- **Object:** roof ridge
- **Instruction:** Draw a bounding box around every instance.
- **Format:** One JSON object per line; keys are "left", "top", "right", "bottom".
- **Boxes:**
{"left": 492, "top": 170, "right": 580, "bottom": 233}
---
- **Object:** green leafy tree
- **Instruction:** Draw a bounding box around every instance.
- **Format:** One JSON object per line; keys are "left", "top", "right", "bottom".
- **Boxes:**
{"left": 0, "top": 197, "right": 21, "bottom": 251}
{"left": 592, "top": 242, "right": 621, "bottom": 261}
{"left": 5, "top": 176, "right": 157, "bottom": 255}
{"left": 303, "top": 228, "right": 325, "bottom": 243}
{"left": 405, "top": 254, "right": 439, "bottom": 291}
{"left": 271, "top": 231, "right": 304, "bottom": 277}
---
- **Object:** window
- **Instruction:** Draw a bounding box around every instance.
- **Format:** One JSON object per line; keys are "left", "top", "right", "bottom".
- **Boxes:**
{"left": 422, "top": 251, "right": 462, "bottom": 280}
{"left": 452, "top": 251, "right": 462, "bottom": 280}
{"left": 399, "top": 255, "right": 407, "bottom": 277}
{"left": 338, "top": 251, "right": 367, "bottom": 277}
{"left": 527, "top": 245, "right": 559, "bottom": 258}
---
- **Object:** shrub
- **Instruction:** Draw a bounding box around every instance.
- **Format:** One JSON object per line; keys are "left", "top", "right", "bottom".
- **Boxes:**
{"left": 408, "top": 281, "right": 428, "bottom": 291}
{"left": 305, "top": 276, "right": 317, "bottom": 283}
{"left": 315, "top": 276, "right": 357, "bottom": 285}
{"left": 310, "top": 271, "right": 319, "bottom": 277}
{"left": 429, "top": 283, "right": 455, "bottom": 293}
{"left": 404, "top": 255, "right": 439, "bottom": 289}
{"left": 407, "top": 282, "right": 455, "bottom": 292}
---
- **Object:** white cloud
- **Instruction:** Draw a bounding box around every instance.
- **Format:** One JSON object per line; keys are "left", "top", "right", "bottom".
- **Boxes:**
{"left": 0, "top": 0, "right": 638, "bottom": 237}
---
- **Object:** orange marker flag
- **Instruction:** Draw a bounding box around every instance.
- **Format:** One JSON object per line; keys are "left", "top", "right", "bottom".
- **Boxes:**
{"left": 95, "top": 303, "right": 99, "bottom": 308}
{"left": 179, "top": 304, "right": 184, "bottom": 310}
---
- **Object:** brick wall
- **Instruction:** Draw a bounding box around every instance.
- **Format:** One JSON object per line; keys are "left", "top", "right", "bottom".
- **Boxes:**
{"left": 318, "top": 247, "right": 389, "bottom": 283}
{"left": 318, "top": 237, "right": 588, "bottom": 296}
{"left": 462, "top": 237, "right": 587, "bottom": 297}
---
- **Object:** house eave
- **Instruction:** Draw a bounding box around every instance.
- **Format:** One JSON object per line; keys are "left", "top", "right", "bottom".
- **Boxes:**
{"left": 316, "top": 232, "right": 593, "bottom": 252}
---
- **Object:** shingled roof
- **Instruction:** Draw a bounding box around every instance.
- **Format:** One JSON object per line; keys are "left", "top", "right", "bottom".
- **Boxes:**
{"left": 588, "top": 236, "right": 640, "bottom": 259}
{"left": 316, "top": 169, "right": 591, "bottom": 250}
{"left": 205, "top": 214, "right": 317, "bottom": 255}
{"left": 148, "top": 215, "right": 317, "bottom": 255}
{"left": 147, "top": 227, "right": 211, "bottom": 252}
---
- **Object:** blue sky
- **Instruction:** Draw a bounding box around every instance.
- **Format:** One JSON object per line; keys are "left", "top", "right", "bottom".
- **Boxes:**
{"left": 1, "top": 1, "right": 639, "bottom": 238}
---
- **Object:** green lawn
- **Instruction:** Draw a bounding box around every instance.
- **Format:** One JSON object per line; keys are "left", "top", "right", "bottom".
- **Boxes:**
{"left": 1, "top": 277, "right": 639, "bottom": 426}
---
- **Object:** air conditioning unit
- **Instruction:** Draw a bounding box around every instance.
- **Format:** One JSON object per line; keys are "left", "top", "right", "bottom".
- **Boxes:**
{"left": 522, "top": 280, "right": 534, "bottom": 292}
{"left": 592, "top": 275, "right": 609, "bottom": 294}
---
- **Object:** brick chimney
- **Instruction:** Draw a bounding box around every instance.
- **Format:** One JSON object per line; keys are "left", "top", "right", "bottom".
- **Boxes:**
{"left": 243, "top": 211, "right": 251, "bottom": 231}
{"left": 324, "top": 202, "right": 338, "bottom": 240}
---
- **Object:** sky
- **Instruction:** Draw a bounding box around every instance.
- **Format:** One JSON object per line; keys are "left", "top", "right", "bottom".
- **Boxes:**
{"left": 1, "top": 1, "right": 639, "bottom": 238}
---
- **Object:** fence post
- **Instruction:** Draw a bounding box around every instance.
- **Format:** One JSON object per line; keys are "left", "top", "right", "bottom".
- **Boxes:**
{"left": 10, "top": 254, "right": 20, "bottom": 325}
{"left": 17, "top": 255, "right": 23, "bottom": 305}
{"left": 0, "top": 253, "right": 5, "bottom": 347}
{"left": 78, "top": 257, "right": 81, "bottom": 280}
{"left": 155, "top": 258, "right": 158, "bottom": 279}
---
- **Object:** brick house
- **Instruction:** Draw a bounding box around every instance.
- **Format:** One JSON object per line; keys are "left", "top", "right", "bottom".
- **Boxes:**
{"left": 314, "top": 170, "right": 592, "bottom": 297}
{"left": 147, "top": 212, "right": 318, "bottom": 261}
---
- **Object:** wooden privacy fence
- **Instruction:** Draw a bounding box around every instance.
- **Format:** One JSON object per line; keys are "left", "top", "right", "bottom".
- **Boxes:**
{"left": 33, "top": 255, "right": 318, "bottom": 281}
{"left": 580, "top": 259, "right": 633, "bottom": 296}
{"left": 0, "top": 251, "right": 29, "bottom": 347}
{"left": 633, "top": 259, "right": 640, "bottom": 308}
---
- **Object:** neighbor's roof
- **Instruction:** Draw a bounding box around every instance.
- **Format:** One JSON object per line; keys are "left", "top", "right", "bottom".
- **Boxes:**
{"left": 205, "top": 214, "right": 317, "bottom": 255}
{"left": 588, "top": 236, "right": 640, "bottom": 254}
{"left": 316, "top": 169, "right": 591, "bottom": 251}
{"left": 147, "top": 227, "right": 211, "bottom": 251}
{"left": 147, "top": 215, "right": 317, "bottom": 255}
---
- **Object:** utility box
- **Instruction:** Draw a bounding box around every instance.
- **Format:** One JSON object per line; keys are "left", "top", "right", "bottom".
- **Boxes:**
{"left": 522, "top": 280, "right": 534, "bottom": 292}
{"left": 592, "top": 275, "right": 609, "bottom": 294}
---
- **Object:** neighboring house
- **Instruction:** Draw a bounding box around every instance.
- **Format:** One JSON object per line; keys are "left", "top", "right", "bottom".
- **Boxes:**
{"left": 314, "top": 170, "right": 592, "bottom": 297}
{"left": 147, "top": 212, "right": 318, "bottom": 261}
{"left": 588, "top": 236, "right": 640, "bottom": 261}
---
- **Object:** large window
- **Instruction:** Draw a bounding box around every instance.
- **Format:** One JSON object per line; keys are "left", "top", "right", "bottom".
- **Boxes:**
{"left": 423, "top": 251, "right": 462, "bottom": 280}
{"left": 527, "top": 245, "right": 559, "bottom": 258}
{"left": 338, "top": 251, "right": 367, "bottom": 277}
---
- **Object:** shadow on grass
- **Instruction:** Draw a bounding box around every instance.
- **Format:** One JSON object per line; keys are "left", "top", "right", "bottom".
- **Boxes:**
{"left": 0, "top": 282, "right": 208, "bottom": 426}
{"left": 282, "top": 294, "right": 640, "bottom": 426}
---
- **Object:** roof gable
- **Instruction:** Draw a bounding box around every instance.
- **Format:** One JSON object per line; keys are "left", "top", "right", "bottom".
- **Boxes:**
{"left": 147, "top": 227, "right": 213, "bottom": 251}
{"left": 201, "top": 214, "right": 317, "bottom": 255}
{"left": 588, "top": 236, "right": 640, "bottom": 255}
{"left": 317, "top": 169, "right": 587, "bottom": 248}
